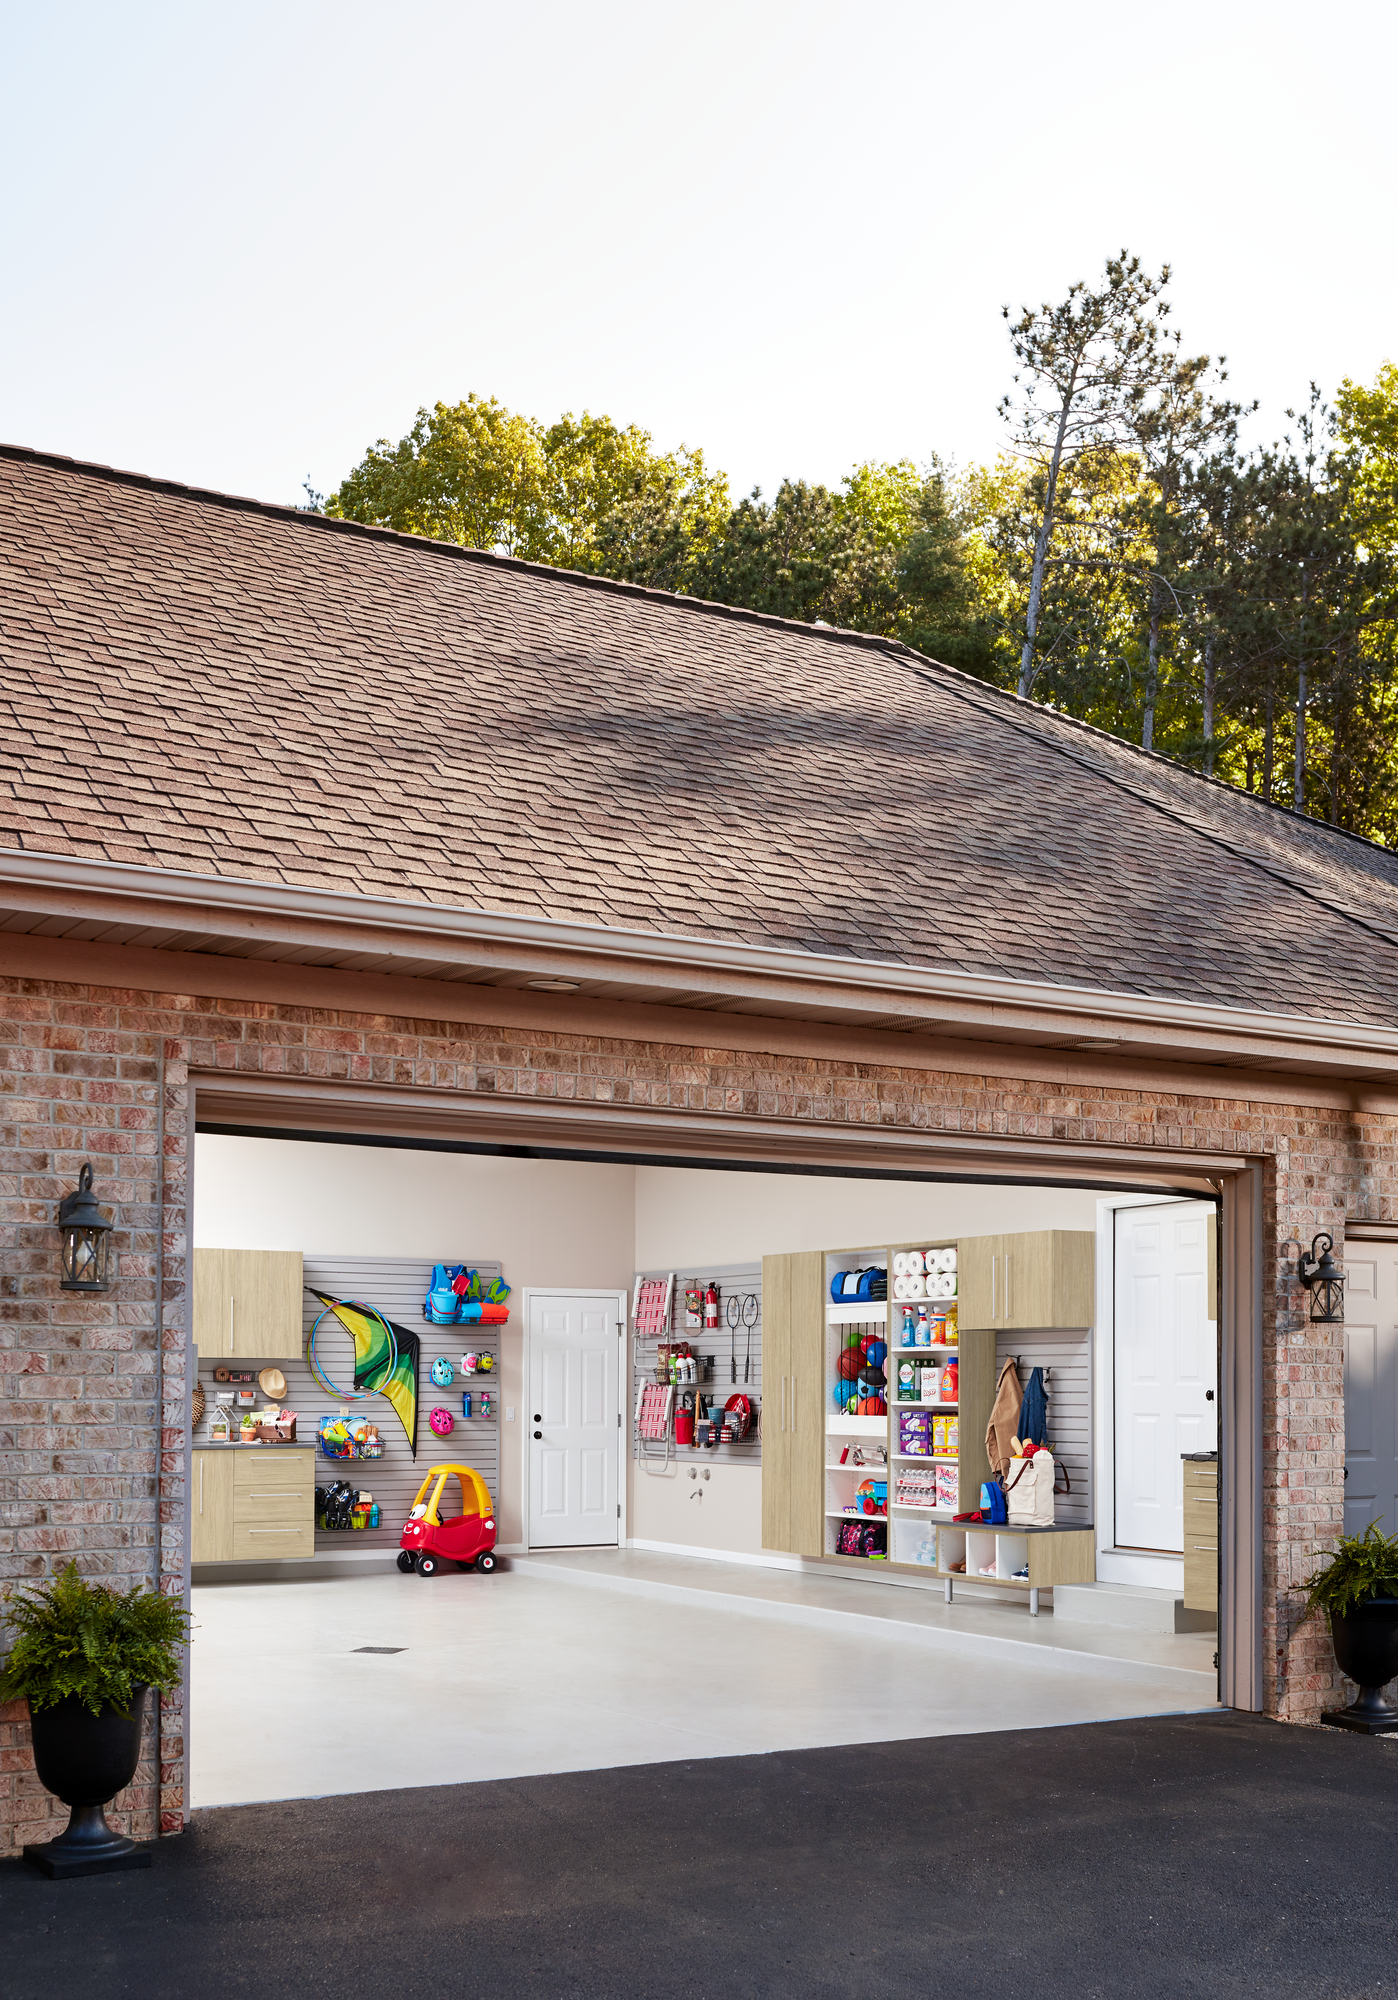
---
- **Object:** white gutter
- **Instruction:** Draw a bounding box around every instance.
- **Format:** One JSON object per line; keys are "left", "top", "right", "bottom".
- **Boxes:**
{"left": 2, "top": 845, "right": 1397, "bottom": 1060}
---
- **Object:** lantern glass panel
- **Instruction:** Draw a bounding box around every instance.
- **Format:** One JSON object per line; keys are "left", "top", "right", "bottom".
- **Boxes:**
{"left": 61, "top": 1224, "right": 111, "bottom": 1291}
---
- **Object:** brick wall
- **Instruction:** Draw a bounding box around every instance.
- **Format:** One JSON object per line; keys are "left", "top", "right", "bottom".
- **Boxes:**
{"left": 0, "top": 972, "right": 1379, "bottom": 1850}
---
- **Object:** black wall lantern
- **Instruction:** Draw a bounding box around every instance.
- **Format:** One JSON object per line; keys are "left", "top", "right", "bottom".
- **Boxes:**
{"left": 58, "top": 1162, "right": 114, "bottom": 1292}
{"left": 1297, "top": 1231, "right": 1345, "bottom": 1325}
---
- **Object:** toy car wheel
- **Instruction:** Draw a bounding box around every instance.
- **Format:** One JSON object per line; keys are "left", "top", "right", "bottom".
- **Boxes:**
{"left": 476, "top": 1552, "right": 497, "bottom": 1573}
{"left": 417, "top": 1555, "right": 439, "bottom": 1578}
{"left": 396, "top": 1551, "right": 416, "bottom": 1572}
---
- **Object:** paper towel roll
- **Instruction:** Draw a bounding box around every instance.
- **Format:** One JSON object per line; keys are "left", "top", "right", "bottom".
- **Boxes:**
{"left": 895, "top": 1274, "right": 911, "bottom": 1300}
{"left": 907, "top": 1250, "right": 925, "bottom": 1275}
{"left": 935, "top": 1274, "right": 955, "bottom": 1299}
{"left": 943, "top": 1246, "right": 958, "bottom": 1274}
{"left": 893, "top": 1252, "right": 909, "bottom": 1277}
{"left": 907, "top": 1275, "right": 926, "bottom": 1300}
{"left": 929, "top": 1248, "right": 948, "bottom": 1274}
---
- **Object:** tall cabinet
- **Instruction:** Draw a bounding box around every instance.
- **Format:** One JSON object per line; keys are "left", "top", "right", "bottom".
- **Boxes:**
{"left": 760, "top": 1251, "right": 825, "bottom": 1559}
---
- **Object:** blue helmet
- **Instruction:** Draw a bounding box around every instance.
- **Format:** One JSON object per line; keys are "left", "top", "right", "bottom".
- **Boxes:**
{"left": 430, "top": 1356, "right": 455, "bottom": 1387}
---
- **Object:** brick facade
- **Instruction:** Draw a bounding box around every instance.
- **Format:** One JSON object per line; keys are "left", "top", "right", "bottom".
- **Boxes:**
{"left": 0, "top": 972, "right": 1371, "bottom": 1852}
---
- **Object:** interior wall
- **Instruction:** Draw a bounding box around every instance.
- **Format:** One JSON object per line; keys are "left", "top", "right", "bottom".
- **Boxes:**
{"left": 193, "top": 1136, "right": 637, "bottom": 1547}
{"left": 634, "top": 1168, "right": 1107, "bottom": 1267}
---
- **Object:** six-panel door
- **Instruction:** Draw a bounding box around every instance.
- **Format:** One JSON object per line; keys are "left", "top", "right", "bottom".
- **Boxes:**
{"left": 528, "top": 1295, "right": 620, "bottom": 1547}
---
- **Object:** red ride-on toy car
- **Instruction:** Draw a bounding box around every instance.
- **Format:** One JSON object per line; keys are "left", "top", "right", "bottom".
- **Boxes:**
{"left": 398, "top": 1463, "right": 499, "bottom": 1577}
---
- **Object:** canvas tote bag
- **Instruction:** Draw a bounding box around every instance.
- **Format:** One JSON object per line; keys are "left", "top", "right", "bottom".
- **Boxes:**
{"left": 1004, "top": 1447, "right": 1058, "bottom": 1527}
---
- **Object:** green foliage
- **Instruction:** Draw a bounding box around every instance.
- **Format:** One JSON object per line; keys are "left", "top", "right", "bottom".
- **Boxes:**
{"left": 0, "top": 1562, "right": 189, "bottom": 1716}
{"left": 1303, "top": 1521, "right": 1398, "bottom": 1616}
{"left": 328, "top": 395, "right": 729, "bottom": 580}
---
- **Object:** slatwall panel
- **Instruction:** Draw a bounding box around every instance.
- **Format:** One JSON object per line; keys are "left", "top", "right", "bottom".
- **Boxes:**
{"left": 632, "top": 1261, "right": 763, "bottom": 1465}
{"left": 994, "top": 1330, "right": 1092, "bottom": 1525}
{"left": 196, "top": 1257, "right": 504, "bottom": 1552}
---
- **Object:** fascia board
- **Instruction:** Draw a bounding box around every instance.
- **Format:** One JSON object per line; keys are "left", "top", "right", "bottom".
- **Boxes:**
{"left": 2, "top": 845, "right": 1397, "bottom": 1063}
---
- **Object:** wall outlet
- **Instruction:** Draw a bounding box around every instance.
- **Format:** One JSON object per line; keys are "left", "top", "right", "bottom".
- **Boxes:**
{"left": 505, "top": 1407, "right": 516, "bottom": 1421}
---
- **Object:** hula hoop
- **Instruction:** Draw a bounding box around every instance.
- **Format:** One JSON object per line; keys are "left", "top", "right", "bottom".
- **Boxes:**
{"left": 306, "top": 1302, "right": 398, "bottom": 1401}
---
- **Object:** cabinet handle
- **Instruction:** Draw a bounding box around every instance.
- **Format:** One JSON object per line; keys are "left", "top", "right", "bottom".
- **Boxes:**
{"left": 247, "top": 1491, "right": 304, "bottom": 1500}
{"left": 991, "top": 1256, "right": 996, "bottom": 1320}
{"left": 247, "top": 1528, "right": 303, "bottom": 1536}
{"left": 781, "top": 1376, "right": 787, "bottom": 1432}
{"left": 1005, "top": 1254, "right": 1011, "bottom": 1322}
{"left": 792, "top": 1376, "right": 797, "bottom": 1434}
{"left": 199, "top": 1457, "right": 204, "bottom": 1516}
{"left": 229, "top": 1294, "right": 235, "bottom": 1348}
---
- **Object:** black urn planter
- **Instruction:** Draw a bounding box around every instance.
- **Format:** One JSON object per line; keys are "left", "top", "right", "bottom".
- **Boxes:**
{"left": 1322, "top": 1599, "right": 1398, "bottom": 1734}
{"left": 22, "top": 1685, "right": 152, "bottom": 1877}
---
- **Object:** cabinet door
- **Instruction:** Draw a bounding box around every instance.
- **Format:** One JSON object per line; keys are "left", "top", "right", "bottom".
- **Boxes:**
{"left": 998, "top": 1231, "right": 1095, "bottom": 1329}
{"left": 760, "top": 1255, "right": 792, "bottom": 1553}
{"left": 193, "top": 1248, "right": 236, "bottom": 1358}
{"left": 1000, "top": 1231, "right": 1052, "bottom": 1330}
{"left": 191, "top": 1451, "right": 234, "bottom": 1562}
{"left": 787, "top": 1251, "right": 826, "bottom": 1560}
{"left": 956, "top": 1235, "right": 1002, "bottom": 1328}
{"left": 228, "top": 1250, "right": 304, "bottom": 1358}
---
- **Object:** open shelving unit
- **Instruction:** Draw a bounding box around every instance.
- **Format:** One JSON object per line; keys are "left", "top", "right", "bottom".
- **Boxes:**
{"left": 819, "top": 1238, "right": 1093, "bottom": 1612}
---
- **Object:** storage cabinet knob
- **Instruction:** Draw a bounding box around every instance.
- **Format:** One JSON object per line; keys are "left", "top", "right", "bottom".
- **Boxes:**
{"left": 533, "top": 1430, "right": 542, "bottom": 1439}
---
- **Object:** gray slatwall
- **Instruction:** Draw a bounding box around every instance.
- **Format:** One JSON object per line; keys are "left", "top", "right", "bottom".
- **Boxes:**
{"left": 994, "top": 1329, "right": 1092, "bottom": 1525}
{"left": 197, "top": 1256, "right": 504, "bottom": 1552}
{"left": 632, "top": 1262, "right": 763, "bottom": 1465}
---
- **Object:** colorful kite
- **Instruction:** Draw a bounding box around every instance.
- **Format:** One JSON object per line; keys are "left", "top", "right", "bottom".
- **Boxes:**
{"left": 306, "top": 1289, "right": 421, "bottom": 1458}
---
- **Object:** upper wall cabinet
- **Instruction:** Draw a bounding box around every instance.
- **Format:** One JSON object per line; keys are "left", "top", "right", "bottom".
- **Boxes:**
{"left": 193, "top": 1248, "right": 304, "bottom": 1359}
{"left": 957, "top": 1230, "right": 1094, "bottom": 1330}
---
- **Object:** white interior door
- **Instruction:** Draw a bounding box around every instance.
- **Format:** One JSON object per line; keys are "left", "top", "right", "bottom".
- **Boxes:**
{"left": 1114, "top": 1201, "right": 1216, "bottom": 1552}
{"left": 1344, "top": 1246, "right": 1398, "bottom": 1539}
{"left": 528, "top": 1294, "right": 620, "bottom": 1549}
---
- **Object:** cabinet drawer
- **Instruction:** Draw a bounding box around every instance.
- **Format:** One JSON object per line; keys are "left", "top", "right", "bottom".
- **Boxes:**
{"left": 233, "top": 1452, "right": 312, "bottom": 1495}
{"left": 234, "top": 1489, "right": 311, "bottom": 1525}
{"left": 230, "top": 1520, "right": 312, "bottom": 1560}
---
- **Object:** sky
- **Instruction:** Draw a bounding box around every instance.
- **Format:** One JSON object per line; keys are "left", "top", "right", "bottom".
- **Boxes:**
{"left": 2, "top": 0, "right": 1394, "bottom": 511}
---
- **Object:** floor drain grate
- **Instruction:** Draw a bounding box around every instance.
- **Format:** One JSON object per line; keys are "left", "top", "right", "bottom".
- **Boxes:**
{"left": 352, "top": 1646, "right": 406, "bottom": 1654}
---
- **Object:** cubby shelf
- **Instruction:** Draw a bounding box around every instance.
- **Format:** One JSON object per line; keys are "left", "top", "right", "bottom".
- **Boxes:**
{"left": 895, "top": 1399, "right": 959, "bottom": 1410}
{"left": 827, "top": 1304, "right": 888, "bottom": 1325}
{"left": 893, "top": 1452, "right": 959, "bottom": 1464}
{"left": 827, "top": 1509, "right": 888, "bottom": 1521}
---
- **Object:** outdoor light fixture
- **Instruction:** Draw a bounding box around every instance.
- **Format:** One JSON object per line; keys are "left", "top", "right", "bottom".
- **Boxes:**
{"left": 57, "top": 1162, "right": 114, "bottom": 1292}
{"left": 1296, "top": 1231, "right": 1345, "bottom": 1325}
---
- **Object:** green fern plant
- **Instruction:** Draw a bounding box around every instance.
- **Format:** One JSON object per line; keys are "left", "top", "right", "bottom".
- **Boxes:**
{"left": 0, "top": 1562, "right": 189, "bottom": 1715}
{"left": 1304, "top": 1521, "right": 1398, "bottom": 1616}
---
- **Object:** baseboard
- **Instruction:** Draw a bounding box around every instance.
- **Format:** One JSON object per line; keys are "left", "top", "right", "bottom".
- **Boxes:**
{"left": 627, "top": 1536, "right": 803, "bottom": 1572}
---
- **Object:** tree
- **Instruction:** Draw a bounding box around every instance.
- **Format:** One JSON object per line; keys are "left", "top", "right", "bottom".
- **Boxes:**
{"left": 999, "top": 251, "right": 1171, "bottom": 699}
{"left": 327, "top": 395, "right": 728, "bottom": 577}
{"left": 1122, "top": 338, "right": 1248, "bottom": 750}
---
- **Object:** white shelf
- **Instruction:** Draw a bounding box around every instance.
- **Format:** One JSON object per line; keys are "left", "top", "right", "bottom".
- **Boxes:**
{"left": 826, "top": 1509, "right": 888, "bottom": 1521}
{"left": 895, "top": 1399, "right": 959, "bottom": 1410}
{"left": 827, "top": 1415, "right": 888, "bottom": 1437}
{"left": 890, "top": 1345, "right": 958, "bottom": 1356}
{"left": 893, "top": 1452, "right": 959, "bottom": 1464}
{"left": 827, "top": 1303, "right": 887, "bottom": 1325}
{"left": 890, "top": 1502, "right": 955, "bottom": 1515}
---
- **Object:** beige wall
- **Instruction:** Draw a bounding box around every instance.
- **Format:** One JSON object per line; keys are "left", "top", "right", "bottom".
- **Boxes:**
{"left": 194, "top": 1136, "right": 637, "bottom": 1547}
{"left": 634, "top": 1165, "right": 1105, "bottom": 1266}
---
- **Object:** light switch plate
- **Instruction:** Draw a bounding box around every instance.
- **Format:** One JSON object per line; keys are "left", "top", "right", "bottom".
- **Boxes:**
{"left": 505, "top": 1407, "right": 515, "bottom": 1421}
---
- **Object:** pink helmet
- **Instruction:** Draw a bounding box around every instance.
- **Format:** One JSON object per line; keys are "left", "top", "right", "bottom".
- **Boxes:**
{"left": 429, "top": 1406, "right": 455, "bottom": 1436}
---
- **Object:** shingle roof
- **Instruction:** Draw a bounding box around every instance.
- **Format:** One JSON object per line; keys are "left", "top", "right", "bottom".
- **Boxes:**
{"left": 3, "top": 442, "right": 1398, "bottom": 1028}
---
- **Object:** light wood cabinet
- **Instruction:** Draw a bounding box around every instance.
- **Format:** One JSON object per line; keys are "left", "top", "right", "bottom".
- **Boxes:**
{"left": 1183, "top": 1459, "right": 1219, "bottom": 1613}
{"left": 760, "top": 1251, "right": 824, "bottom": 1558}
{"left": 193, "top": 1248, "right": 304, "bottom": 1358}
{"left": 191, "top": 1450, "right": 235, "bottom": 1562}
{"left": 957, "top": 1231, "right": 1094, "bottom": 1331}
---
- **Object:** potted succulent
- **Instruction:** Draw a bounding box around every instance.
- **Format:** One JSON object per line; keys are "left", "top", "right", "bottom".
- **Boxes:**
{"left": 1304, "top": 1521, "right": 1398, "bottom": 1734}
{"left": 0, "top": 1562, "right": 189, "bottom": 1876}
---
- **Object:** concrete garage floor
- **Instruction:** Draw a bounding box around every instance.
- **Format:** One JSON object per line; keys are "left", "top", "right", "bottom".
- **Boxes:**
{"left": 7, "top": 1714, "right": 1398, "bottom": 2000}
{"left": 189, "top": 1551, "right": 1216, "bottom": 1807}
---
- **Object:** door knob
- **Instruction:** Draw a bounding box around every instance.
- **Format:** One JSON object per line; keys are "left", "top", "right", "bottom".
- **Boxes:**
{"left": 1205, "top": 1390, "right": 1214, "bottom": 1401}
{"left": 534, "top": 1414, "right": 541, "bottom": 1422}
{"left": 533, "top": 1430, "right": 542, "bottom": 1439}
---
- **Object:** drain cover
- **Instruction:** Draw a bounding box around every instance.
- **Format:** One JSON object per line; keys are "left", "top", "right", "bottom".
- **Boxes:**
{"left": 352, "top": 1646, "right": 406, "bottom": 1655}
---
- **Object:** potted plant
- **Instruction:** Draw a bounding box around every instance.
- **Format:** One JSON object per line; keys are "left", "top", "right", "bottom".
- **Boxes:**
{"left": 1304, "top": 1521, "right": 1398, "bottom": 1734}
{"left": 0, "top": 1562, "right": 189, "bottom": 1876}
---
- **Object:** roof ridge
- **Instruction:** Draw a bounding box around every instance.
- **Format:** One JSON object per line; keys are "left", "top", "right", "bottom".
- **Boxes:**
{"left": 5, "top": 437, "right": 1390, "bottom": 867}
{"left": 888, "top": 647, "right": 1398, "bottom": 959}
{"left": 0, "top": 439, "right": 904, "bottom": 659}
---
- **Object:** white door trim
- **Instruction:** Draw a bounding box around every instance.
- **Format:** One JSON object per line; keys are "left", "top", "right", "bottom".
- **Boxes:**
{"left": 519, "top": 1288, "right": 628, "bottom": 1553}
{"left": 1093, "top": 1194, "right": 1200, "bottom": 1588}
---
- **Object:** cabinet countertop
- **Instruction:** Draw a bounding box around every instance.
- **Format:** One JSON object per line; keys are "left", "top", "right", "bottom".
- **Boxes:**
{"left": 1181, "top": 1451, "right": 1219, "bottom": 1462}
{"left": 193, "top": 1442, "right": 310, "bottom": 1452}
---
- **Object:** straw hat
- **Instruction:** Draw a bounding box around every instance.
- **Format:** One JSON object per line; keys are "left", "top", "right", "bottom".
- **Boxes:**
{"left": 257, "top": 1366, "right": 288, "bottom": 1401}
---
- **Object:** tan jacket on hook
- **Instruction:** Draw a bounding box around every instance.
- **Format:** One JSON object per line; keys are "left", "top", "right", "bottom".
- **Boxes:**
{"left": 985, "top": 1356, "right": 1023, "bottom": 1479}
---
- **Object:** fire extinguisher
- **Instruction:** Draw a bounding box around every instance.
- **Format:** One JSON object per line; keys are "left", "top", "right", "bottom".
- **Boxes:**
{"left": 704, "top": 1282, "right": 719, "bottom": 1337}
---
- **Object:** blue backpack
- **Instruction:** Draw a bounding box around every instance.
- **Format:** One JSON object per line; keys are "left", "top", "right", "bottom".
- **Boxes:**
{"left": 979, "top": 1479, "right": 1008, "bottom": 1524}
